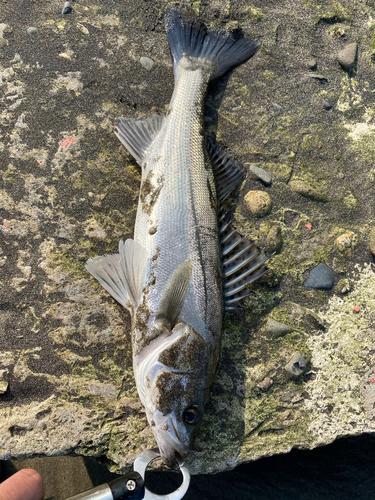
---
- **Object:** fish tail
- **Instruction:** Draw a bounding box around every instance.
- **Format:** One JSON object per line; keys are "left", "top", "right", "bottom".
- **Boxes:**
{"left": 165, "top": 7, "right": 261, "bottom": 81}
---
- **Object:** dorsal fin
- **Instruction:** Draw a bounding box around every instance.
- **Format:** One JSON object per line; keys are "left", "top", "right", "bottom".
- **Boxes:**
{"left": 206, "top": 137, "right": 246, "bottom": 202}
{"left": 155, "top": 259, "right": 192, "bottom": 330}
{"left": 115, "top": 114, "right": 164, "bottom": 166}
{"left": 85, "top": 239, "right": 148, "bottom": 312}
{"left": 219, "top": 212, "right": 268, "bottom": 310}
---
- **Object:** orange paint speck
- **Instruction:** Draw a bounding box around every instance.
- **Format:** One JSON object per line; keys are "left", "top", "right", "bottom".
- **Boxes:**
{"left": 37, "top": 159, "right": 43, "bottom": 165}
{"left": 318, "top": 144, "right": 322, "bottom": 149}
{"left": 353, "top": 306, "right": 360, "bottom": 313}
{"left": 370, "top": 378, "right": 375, "bottom": 383}
{"left": 305, "top": 223, "right": 312, "bottom": 230}
{"left": 8, "top": 87, "right": 12, "bottom": 93}
{"left": 61, "top": 136, "right": 76, "bottom": 149}
{"left": 3, "top": 221, "right": 8, "bottom": 228}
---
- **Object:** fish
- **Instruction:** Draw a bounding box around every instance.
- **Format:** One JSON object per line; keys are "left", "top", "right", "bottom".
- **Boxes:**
{"left": 85, "top": 7, "right": 268, "bottom": 468}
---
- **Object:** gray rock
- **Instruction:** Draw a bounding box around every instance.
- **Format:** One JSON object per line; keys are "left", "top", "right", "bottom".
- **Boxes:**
{"left": 337, "top": 42, "right": 358, "bottom": 71}
{"left": 285, "top": 352, "right": 309, "bottom": 379}
{"left": 265, "top": 318, "right": 293, "bottom": 338}
{"left": 140, "top": 57, "right": 155, "bottom": 71}
{"left": 62, "top": 2, "right": 73, "bottom": 15}
{"left": 304, "top": 263, "right": 334, "bottom": 290}
{"left": 306, "top": 57, "right": 317, "bottom": 70}
{"left": 249, "top": 165, "right": 272, "bottom": 185}
{"left": 26, "top": 27, "right": 38, "bottom": 35}
{"left": 323, "top": 100, "right": 332, "bottom": 110}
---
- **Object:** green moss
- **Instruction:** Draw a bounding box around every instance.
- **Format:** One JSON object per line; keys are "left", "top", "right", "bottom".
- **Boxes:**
{"left": 305, "top": 0, "right": 352, "bottom": 24}
{"left": 2, "top": 164, "right": 18, "bottom": 183}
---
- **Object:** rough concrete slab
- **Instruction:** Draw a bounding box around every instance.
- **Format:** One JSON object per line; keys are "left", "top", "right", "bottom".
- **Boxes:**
{"left": 1, "top": 0, "right": 375, "bottom": 476}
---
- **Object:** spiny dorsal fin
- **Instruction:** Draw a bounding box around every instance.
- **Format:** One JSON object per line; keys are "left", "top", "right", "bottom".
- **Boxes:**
{"left": 115, "top": 114, "right": 164, "bottom": 166}
{"left": 155, "top": 259, "right": 192, "bottom": 330}
{"left": 219, "top": 213, "right": 268, "bottom": 310}
{"left": 85, "top": 239, "right": 147, "bottom": 312}
{"left": 206, "top": 137, "right": 246, "bottom": 202}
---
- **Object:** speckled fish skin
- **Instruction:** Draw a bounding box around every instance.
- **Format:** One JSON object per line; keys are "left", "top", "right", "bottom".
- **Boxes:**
{"left": 86, "top": 7, "right": 262, "bottom": 468}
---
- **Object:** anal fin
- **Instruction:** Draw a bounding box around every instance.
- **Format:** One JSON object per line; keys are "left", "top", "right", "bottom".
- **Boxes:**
{"left": 85, "top": 239, "right": 147, "bottom": 312}
{"left": 220, "top": 213, "right": 268, "bottom": 311}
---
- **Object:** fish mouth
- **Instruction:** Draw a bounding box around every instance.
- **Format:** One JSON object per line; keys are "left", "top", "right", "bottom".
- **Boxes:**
{"left": 154, "top": 415, "right": 189, "bottom": 468}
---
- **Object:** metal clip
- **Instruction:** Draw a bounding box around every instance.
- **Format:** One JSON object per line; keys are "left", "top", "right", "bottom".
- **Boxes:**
{"left": 133, "top": 448, "right": 190, "bottom": 500}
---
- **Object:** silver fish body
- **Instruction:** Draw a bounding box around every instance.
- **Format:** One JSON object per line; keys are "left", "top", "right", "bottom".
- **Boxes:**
{"left": 86, "top": 7, "right": 266, "bottom": 467}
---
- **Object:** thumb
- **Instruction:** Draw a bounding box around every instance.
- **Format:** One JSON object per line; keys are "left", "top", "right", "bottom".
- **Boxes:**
{"left": 0, "top": 469, "right": 44, "bottom": 500}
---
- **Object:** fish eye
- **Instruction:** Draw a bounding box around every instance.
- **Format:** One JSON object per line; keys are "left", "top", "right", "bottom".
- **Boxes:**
{"left": 183, "top": 405, "right": 201, "bottom": 425}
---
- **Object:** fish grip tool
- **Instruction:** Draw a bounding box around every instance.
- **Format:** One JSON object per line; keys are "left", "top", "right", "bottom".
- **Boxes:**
{"left": 60, "top": 448, "right": 190, "bottom": 500}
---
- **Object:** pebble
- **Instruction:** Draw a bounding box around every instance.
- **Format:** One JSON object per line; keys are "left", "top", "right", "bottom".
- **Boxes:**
{"left": 257, "top": 377, "right": 273, "bottom": 392}
{"left": 369, "top": 227, "right": 375, "bottom": 257}
{"left": 306, "top": 57, "right": 317, "bottom": 70}
{"left": 62, "top": 1, "right": 73, "bottom": 15}
{"left": 304, "top": 263, "right": 334, "bottom": 290}
{"left": 0, "top": 380, "right": 8, "bottom": 395}
{"left": 140, "top": 57, "right": 155, "bottom": 71}
{"left": 336, "top": 231, "right": 355, "bottom": 255}
{"left": 290, "top": 180, "right": 328, "bottom": 202}
{"left": 323, "top": 100, "right": 332, "bottom": 110}
{"left": 249, "top": 165, "right": 272, "bottom": 186}
{"left": 305, "top": 73, "right": 328, "bottom": 82}
{"left": 27, "top": 27, "right": 38, "bottom": 35}
{"left": 266, "top": 226, "right": 283, "bottom": 254}
{"left": 264, "top": 318, "right": 293, "bottom": 338}
{"left": 244, "top": 190, "right": 272, "bottom": 218}
{"left": 285, "top": 352, "right": 309, "bottom": 379}
{"left": 337, "top": 42, "right": 358, "bottom": 71}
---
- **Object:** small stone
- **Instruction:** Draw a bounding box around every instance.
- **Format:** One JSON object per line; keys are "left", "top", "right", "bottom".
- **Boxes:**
{"left": 244, "top": 190, "right": 272, "bottom": 218}
{"left": 306, "top": 57, "right": 317, "bottom": 70}
{"left": 304, "top": 308, "right": 326, "bottom": 331}
{"left": 369, "top": 228, "right": 375, "bottom": 257}
{"left": 304, "top": 263, "right": 334, "bottom": 290}
{"left": 140, "top": 57, "right": 155, "bottom": 71}
{"left": 305, "top": 73, "right": 328, "bottom": 82}
{"left": 285, "top": 352, "right": 309, "bottom": 379}
{"left": 336, "top": 231, "right": 355, "bottom": 255}
{"left": 27, "top": 27, "right": 38, "bottom": 35}
{"left": 337, "top": 278, "right": 351, "bottom": 294}
{"left": 290, "top": 180, "right": 328, "bottom": 202}
{"left": 337, "top": 42, "right": 358, "bottom": 71}
{"left": 323, "top": 100, "right": 332, "bottom": 110}
{"left": 0, "top": 380, "right": 8, "bottom": 395}
{"left": 262, "top": 163, "right": 292, "bottom": 183}
{"left": 249, "top": 165, "right": 272, "bottom": 186}
{"left": 62, "top": 1, "right": 73, "bottom": 15}
{"left": 265, "top": 318, "right": 293, "bottom": 338}
{"left": 257, "top": 377, "right": 273, "bottom": 392}
{"left": 266, "top": 226, "right": 283, "bottom": 254}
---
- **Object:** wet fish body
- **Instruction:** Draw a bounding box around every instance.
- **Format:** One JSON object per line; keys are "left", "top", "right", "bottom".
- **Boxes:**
{"left": 86, "top": 8, "right": 267, "bottom": 467}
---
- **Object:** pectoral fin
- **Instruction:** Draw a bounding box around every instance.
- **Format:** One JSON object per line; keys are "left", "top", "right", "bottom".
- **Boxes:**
{"left": 155, "top": 260, "right": 192, "bottom": 329}
{"left": 85, "top": 239, "right": 147, "bottom": 312}
{"left": 115, "top": 114, "right": 164, "bottom": 166}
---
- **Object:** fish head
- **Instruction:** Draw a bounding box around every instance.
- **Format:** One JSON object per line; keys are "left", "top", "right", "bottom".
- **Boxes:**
{"left": 136, "top": 322, "right": 209, "bottom": 467}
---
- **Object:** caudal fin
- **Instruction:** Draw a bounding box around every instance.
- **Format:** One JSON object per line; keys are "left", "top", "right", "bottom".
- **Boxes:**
{"left": 165, "top": 7, "right": 261, "bottom": 81}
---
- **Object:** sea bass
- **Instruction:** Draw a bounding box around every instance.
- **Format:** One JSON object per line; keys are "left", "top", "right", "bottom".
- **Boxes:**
{"left": 86, "top": 7, "right": 267, "bottom": 467}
